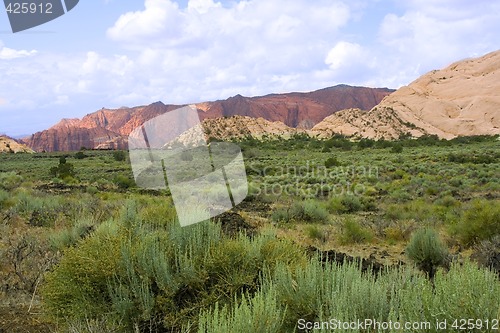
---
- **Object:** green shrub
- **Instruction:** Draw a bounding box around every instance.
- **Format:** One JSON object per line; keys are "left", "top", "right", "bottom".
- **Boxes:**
{"left": 391, "top": 143, "right": 403, "bottom": 153}
{"left": 0, "top": 189, "right": 11, "bottom": 209}
{"left": 324, "top": 156, "right": 341, "bottom": 168}
{"left": 0, "top": 171, "right": 23, "bottom": 190}
{"left": 301, "top": 199, "right": 329, "bottom": 223}
{"left": 430, "top": 260, "right": 500, "bottom": 327}
{"left": 49, "top": 219, "right": 96, "bottom": 250}
{"left": 339, "top": 218, "right": 373, "bottom": 244}
{"left": 74, "top": 151, "right": 87, "bottom": 159}
{"left": 271, "top": 200, "right": 329, "bottom": 224}
{"left": 305, "top": 225, "right": 326, "bottom": 241}
{"left": 327, "top": 194, "right": 374, "bottom": 214}
{"left": 406, "top": 228, "right": 449, "bottom": 280}
{"left": 113, "top": 150, "right": 126, "bottom": 161}
{"left": 50, "top": 158, "right": 76, "bottom": 179}
{"left": 452, "top": 199, "right": 500, "bottom": 247}
{"left": 271, "top": 207, "right": 292, "bottom": 223}
{"left": 113, "top": 174, "right": 135, "bottom": 189}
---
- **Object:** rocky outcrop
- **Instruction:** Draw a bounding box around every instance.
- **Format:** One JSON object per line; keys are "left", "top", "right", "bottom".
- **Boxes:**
{"left": 201, "top": 115, "right": 302, "bottom": 141}
{"left": 22, "top": 85, "right": 392, "bottom": 152}
{"left": 312, "top": 50, "right": 500, "bottom": 139}
{"left": 0, "top": 135, "right": 34, "bottom": 153}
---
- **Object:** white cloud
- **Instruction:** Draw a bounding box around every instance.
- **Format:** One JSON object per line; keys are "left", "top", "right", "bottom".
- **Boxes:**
{"left": 102, "top": 0, "right": 353, "bottom": 100}
{"left": 325, "top": 41, "right": 364, "bottom": 70}
{"left": 187, "top": 0, "right": 222, "bottom": 14}
{"left": 107, "top": 0, "right": 182, "bottom": 43}
{"left": 0, "top": 46, "right": 37, "bottom": 60}
{"left": 107, "top": 0, "right": 181, "bottom": 43}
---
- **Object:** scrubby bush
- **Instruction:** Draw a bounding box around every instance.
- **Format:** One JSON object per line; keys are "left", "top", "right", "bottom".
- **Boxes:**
{"left": 447, "top": 152, "right": 497, "bottom": 164}
{"left": 180, "top": 150, "right": 193, "bottom": 161}
{"left": 300, "top": 199, "right": 329, "bottom": 223}
{"left": 406, "top": 228, "right": 449, "bottom": 280}
{"left": 328, "top": 194, "right": 361, "bottom": 214}
{"left": 180, "top": 258, "right": 500, "bottom": 332}
{"left": 324, "top": 156, "right": 341, "bottom": 168}
{"left": 0, "top": 171, "right": 23, "bottom": 190}
{"left": 339, "top": 218, "right": 373, "bottom": 244}
{"left": 74, "top": 151, "right": 87, "bottom": 159}
{"left": 50, "top": 157, "right": 76, "bottom": 179}
{"left": 42, "top": 203, "right": 307, "bottom": 331}
{"left": 113, "top": 150, "right": 127, "bottom": 161}
{"left": 113, "top": 174, "right": 135, "bottom": 189}
{"left": 271, "top": 207, "right": 291, "bottom": 223}
{"left": 358, "top": 138, "right": 375, "bottom": 149}
{"left": 471, "top": 235, "right": 500, "bottom": 275}
{"left": 305, "top": 225, "right": 326, "bottom": 242}
{"left": 391, "top": 143, "right": 403, "bottom": 153}
{"left": 1, "top": 228, "right": 57, "bottom": 295}
{"left": 452, "top": 199, "right": 500, "bottom": 247}
{"left": 0, "top": 189, "right": 11, "bottom": 209}
{"left": 327, "top": 194, "right": 375, "bottom": 214}
{"left": 271, "top": 200, "right": 329, "bottom": 224}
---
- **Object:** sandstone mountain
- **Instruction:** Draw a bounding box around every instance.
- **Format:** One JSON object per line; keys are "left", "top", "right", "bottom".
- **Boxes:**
{"left": 0, "top": 135, "right": 34, "bottom": 153}
{"left": 23, "top": 85, "right": 392, "bottom": 151}
{"left": 312, "top": 50, "right": 500, "bottom": 139}
{"left": 198, "top": 85, "right": 393, "bottom": 129}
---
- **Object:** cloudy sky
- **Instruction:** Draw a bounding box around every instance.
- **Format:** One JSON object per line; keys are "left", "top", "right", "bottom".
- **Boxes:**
{"left": 0, "top": 0, "right": 499, "bottom": 136}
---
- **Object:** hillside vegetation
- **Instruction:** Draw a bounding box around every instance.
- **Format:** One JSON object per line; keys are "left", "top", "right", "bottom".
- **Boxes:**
{"left": 0, "top": 134, "right": 499, "bottom": 332}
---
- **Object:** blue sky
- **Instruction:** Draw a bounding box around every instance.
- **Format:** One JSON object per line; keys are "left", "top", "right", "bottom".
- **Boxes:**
{"left": 0, "top": 0, "right": 499, "bottom": 136}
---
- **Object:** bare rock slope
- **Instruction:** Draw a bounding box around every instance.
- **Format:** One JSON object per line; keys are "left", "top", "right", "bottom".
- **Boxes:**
{"left": 0, "top": 136, "right": 34, "bottom": 153}
{"left": 312, "top": 50, "right": 500, "bottom": 139}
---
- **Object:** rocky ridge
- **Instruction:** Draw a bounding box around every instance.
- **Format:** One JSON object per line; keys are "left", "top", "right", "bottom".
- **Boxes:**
{"left": 312, "top": 50, "right": 500, "bottom": 139}
{"left": 22, "top": 85, "right": 392, "bottom": 151}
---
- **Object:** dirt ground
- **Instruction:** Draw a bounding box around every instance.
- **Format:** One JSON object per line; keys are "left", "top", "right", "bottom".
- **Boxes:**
{"left": 0, "top": 305, "right": 53, "bottom": 333}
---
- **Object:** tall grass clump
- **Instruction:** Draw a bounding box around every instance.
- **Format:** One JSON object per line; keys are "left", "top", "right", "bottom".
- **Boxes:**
{"left": 195, "top": 288, "right": 284, "bottom": 333}
{"left": 406, "top": 228, "right": 449, "bottom": 280}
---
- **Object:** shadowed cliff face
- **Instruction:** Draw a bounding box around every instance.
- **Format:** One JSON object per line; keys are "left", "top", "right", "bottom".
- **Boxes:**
{"left": 22, "top": 85, "right": 393, "bottom": 152}
{"left": 199, "top": 85, "right": 394, "bottom": 128}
